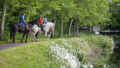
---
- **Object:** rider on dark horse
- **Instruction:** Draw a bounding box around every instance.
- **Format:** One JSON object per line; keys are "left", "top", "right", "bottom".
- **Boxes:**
{"left": 19, "top": 12, "right": 28, "bottom": 30}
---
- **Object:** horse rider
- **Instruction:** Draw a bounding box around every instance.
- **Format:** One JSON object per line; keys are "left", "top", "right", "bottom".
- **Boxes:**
{"left": 43, "top": 15, "right": 47, "bottom": 24}
{"left": 38, "top": 15, "right": 44, "bottom": 32}
{"left": 19, "top": 12, "right": 28, "bottom": 30}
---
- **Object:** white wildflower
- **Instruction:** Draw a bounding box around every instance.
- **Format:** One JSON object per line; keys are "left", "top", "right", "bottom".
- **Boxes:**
{"left": 82, "top": 64, "right": 87, "bottom": 68}
{"left": 49, "top": 45, "right": 80, "bottom": 68}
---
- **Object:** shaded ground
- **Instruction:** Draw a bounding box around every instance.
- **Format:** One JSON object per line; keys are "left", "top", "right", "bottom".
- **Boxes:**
{"left": 114, "top": 43, "right": 120, "bottom": 54}
{"left": 0, "top": 43, "right": 25, "bottom": 50}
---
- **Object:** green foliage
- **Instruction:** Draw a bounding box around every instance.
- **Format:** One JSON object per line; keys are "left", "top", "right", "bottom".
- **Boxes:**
{"left": 81, "top": 35, "right": 113, "bottom": 49}
{"left": 77, "top": 53, "right": 85, "bottom": 63}
{"left": 105, "top": 0, "right": 120, "bottom": 29}
{"left": 0, "top": 0, "right": 114, "bottom": 39}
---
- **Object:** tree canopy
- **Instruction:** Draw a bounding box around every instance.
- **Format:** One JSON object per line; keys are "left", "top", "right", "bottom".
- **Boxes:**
{"left": 0, "top": 0, "right": 119, "bottom": 39}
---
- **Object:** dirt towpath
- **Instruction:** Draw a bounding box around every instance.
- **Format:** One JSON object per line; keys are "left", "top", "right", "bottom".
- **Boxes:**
{"left": 0, "top": 43, "right": 25, "bottom": 50}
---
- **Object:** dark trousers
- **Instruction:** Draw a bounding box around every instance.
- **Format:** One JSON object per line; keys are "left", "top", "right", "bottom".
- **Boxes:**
{"left": 22, "top": 22, "right": 28, "bottom": 26}
{"left": 40, "top": 24, "right": 43, "bottom": 31}
{"left": 20, "top": 21, "right": 28, "bottom": 25}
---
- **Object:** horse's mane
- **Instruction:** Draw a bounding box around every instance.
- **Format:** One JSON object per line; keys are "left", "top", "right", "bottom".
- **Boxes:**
{"left": 28, "top": 18, "right": 39, "bottom": 25}
{"left": 46, "top": 22, "right": 55, "bottom": 28}
{"left": 47, "top": 22, "right": 52, "bottom": 23}
{"left": 47, "top": 22, "right": 55, "bottom": 25}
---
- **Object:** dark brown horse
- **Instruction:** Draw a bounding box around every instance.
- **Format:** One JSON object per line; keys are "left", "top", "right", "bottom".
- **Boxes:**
{"left": 10, "top": 19, "right": 40, "bottom": 43}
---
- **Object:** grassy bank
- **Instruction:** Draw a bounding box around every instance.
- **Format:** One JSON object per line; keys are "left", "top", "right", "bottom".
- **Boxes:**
{"left": 0, "top": 35, "right": 113, "bottom": 68}
{"left": 0, "top": 40, "right": 62, "bottom": 68}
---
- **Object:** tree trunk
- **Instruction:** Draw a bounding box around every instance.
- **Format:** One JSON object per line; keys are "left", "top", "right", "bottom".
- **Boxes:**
{"left": 61, "top": 19, "right": 63, "bottom": 36}
{"left": 74, "top": 20, "right": 76, "bottom": 34}
{"left": 76, "top": 24, "right": 79, "bottom": 36}
{"left": 76, "top": 18, "right": 79, "bottom": 35}
{"left": 27, "top": 10, "right": 30, "bottom": 22}
{"left": 69, "top": 19, "right": 73, "bottom": 36}
{"left": 52, "top": 11, "right": 56, "bottom": 37}
{"left": 1, "top": 1, "right": 7, "bottom": 39}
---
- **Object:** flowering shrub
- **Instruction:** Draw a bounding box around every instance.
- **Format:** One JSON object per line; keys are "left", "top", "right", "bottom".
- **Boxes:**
{"left": 49, "top": 44, "right": 80, "bottom": 68}
{"left": 49, "top": 38, "right": 93, "bottom": 68}
{"left": 47, "top": 35, "right": 114, "bottom": 68}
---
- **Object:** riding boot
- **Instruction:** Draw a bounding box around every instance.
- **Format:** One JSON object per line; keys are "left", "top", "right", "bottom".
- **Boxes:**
{"left": 42, "top": 24, "right": 44, "bottom": 31}
{"left": 24, "top": 22, "right": 28, "bottom": 30}
{"left": 26, "top": 25, "right": 28, "bottom": 30}
{"left": 19, "top": 23, "right": 21, "bottom": 29}
{"left": 19, "top": 23, "right": 24, "bottom": 31}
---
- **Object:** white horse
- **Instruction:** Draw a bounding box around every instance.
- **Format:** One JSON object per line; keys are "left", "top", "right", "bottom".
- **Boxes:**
{"left": 43, "top": 22, "right": 55, "bottom": 40}
{"left": 30, "top": 22, "right": 55, "bottom": 42}
{"left": 30, "top": 24, "right": 42, "bottom": 42}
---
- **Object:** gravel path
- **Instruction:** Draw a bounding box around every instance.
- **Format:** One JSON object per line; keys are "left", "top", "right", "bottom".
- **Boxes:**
{"left": 0, "top": 43, "right": 26, "bottom": 50}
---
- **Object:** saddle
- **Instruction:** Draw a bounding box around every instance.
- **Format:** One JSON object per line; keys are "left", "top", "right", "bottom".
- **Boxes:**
{"left": 19, "top": 23, "right": 28, "bottom": 31}
{"left": 21, "top": 23, "right": 26, "bottom": 27}
{"left": 40, "top": 24, "right": 44, "bottom": 32}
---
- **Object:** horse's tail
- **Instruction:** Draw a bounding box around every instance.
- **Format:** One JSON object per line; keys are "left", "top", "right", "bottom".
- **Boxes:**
{"left": 10, "top": 24, "right": 13, "bottom": 39}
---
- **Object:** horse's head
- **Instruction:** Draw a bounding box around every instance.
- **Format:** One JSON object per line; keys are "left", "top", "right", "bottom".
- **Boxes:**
{"left": 49, "top": 22, "right": 55, "bottom": 32}
{"left": 51, "top": 18, "right": 56, "bottom": 24}
{"left": 43, "top": 22, "right": 55, "bottom": 33}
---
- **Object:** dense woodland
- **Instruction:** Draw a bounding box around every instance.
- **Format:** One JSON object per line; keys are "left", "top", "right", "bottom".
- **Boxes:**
{"left": 0, "top": 0, "right": 120, "bottom": 40}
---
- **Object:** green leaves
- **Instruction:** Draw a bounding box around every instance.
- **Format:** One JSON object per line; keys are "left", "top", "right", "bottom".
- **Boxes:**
{"left": 0, "top": 0, "right": 114, "bottom": 35}
{"left": 2, "top": 0, "right": 110, "bottom": 25}
{"left": 106, "top": 0, "right": 120, "bottom": 28}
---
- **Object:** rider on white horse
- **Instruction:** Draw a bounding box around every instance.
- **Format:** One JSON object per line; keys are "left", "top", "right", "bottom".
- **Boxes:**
{"left": 43, "top": 15, "right": 48, "bottom": 24}
{"left": 31, "top": 18, "right": 56, "bottom": 41}
{"left": 38, "top": 15, "right": 44, "bottom": 32}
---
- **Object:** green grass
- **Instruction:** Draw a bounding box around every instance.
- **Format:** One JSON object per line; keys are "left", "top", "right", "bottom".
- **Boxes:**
{"left": 0, "top": 41, "right": 61, "bottom": 68}
{"left": 78, "top": 34, "right": 114, "bottom": 67}
{"left": 0, "top": 32, "right": 115, "bottom": 68}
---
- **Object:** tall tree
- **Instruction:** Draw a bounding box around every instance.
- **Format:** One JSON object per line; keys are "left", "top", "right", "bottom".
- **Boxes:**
{"left": 61, "top": 19, "right": 63, "bottom": 36}
{"left": 1, "top": 0, "right": 7, "bottom": 39}
{"left": 106, "top": 0, "right": 120, "bottom": 30}
{"left": 69, "top": 19, "right": 73, "bottom": 36}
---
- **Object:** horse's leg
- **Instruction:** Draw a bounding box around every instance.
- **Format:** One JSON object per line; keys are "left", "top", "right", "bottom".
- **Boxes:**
{"left": 32, "top": 30, "right": 37, "bottom": 42}
{"left": 30, "top": 32, "right": 33, "bottom": 42}
{"left": 44, "top": 32, "right": 47, "bottom": 40}
{"left": 25, "top": 32, "right": 29, "bottom": 43}
{"left": 21, "top": 33, "right": 25, "bottom": 43}
{"left": 13, "top": 32, "right": 16, "bottom": 43}
{"left": 33, "top": 35, "right": 37, "bottom": 42}
{"left": 47, "top": 32, "right": 51, "bottom": 40}
{"left": 35, "top": 32, "right": 38, "bottom": 41}
{"left": 33, "top": 32, "right": 37, "bottom": 42}
{"left": 34, "top": 32, "right": 38, "bottom": 42}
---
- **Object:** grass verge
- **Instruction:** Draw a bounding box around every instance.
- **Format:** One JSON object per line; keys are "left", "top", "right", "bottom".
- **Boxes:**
{"left": 0, "top": 35, "right": 113, "bottom": 68}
